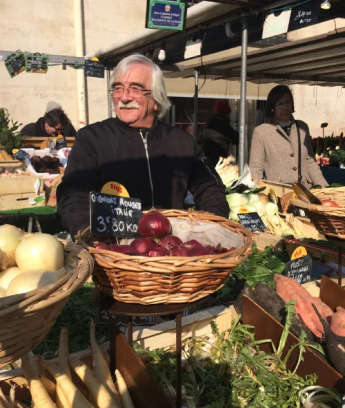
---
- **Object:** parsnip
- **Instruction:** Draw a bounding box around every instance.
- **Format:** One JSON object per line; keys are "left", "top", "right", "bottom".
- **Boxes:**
{"left": 41, "top": 361, "right": 93, "bottom": 408}
{"left": 115, "top": 369, "right": 135, "bottom": 408}
{"left": 70, "top": 357, "right": 120, "bottom": 408}
{"left": 56, "top": 328, "right": 71, "bottom": 408}
{"left": 0, "top": 388, "right": 10, "bottom": 408}
{"left": 90, "top": 319, "right": 121, "bottom": 407}
{"left": 21, "top": 354, "right": 55, "bottom": 408}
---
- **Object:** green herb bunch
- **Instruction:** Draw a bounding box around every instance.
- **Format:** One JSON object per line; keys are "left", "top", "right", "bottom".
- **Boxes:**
{"left": 0, "top": 108, "right": 25, "bottom": 155}
{"left": 136, "top": 303, "right": 321, "bottom": 408}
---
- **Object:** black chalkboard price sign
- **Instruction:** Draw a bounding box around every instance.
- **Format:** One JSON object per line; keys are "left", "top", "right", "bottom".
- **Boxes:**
{"left": 284, "top": 255, "right": 313, "bottom": 284}
{"left": 90, "top": 192, "right": 142, "bottom": 238}
{"left": 5, "top": 52, "right": 26, "bottom": 78}
{"left": 85, "top": 59, "right": 105, "bottom": 78}
{"left": 238, "top": 212, "right": 266, "bottom": 232}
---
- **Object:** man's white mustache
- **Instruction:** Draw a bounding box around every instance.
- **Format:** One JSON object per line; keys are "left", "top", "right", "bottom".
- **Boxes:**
{"left": 118, "top": 101, "right": 140, "bottom": 109}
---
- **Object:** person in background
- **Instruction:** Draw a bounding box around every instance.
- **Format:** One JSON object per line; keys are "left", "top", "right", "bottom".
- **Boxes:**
{"left": 249, "top": 85, "right": 328, "bottom": 189}
{"left": 198, "top": 100, "right": 239, "bottom": 167}
{"left": 57, "top": 54, "right": 229, "bottom": 237}
{"left": 21, "top": 108, "right": 76, "bottom": 137}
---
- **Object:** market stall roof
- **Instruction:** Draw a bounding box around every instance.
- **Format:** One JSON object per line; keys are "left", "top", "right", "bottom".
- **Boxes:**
{"left": 164, "top": 26, "right": 345, "bottom": 86}
{"left": 87, "top": 1, "right": 241, "bottom": 63}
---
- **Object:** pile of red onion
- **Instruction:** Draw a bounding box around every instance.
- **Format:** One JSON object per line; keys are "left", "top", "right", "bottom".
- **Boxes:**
{"left": 95, "top": 211, "right": 234, "bottom": 257}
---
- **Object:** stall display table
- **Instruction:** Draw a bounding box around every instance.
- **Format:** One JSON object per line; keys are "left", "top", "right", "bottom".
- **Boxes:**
{"left": 0, "top": 206, "right": 57, "bottom": 232}
{"left": 92, "top": 287, "right": 209, "bottom": 408}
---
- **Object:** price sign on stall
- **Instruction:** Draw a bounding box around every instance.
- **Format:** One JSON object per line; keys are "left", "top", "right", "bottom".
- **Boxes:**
{"left": 238, "top": 212, "right": 266, "bottom": 232}
{"left": 89, "top": 192, "right": 142, "bottom": 238}
{"left": 283, "top": 255, "right": 313, "bottom": 284}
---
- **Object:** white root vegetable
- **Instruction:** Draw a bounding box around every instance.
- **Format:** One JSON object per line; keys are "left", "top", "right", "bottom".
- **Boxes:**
{"left": 90, "top": 319, "right": 121, "bottom": 406}
{"left": 41, "top": 360, "right": 94, "bottom": 408}
{"left": 15, "top": 233, "right": 64, "bottom": 272}
{"left": 21, "top": 354, "right": 56, "bottom": 408}
{"left": 0, "top": 225, "right": 24, "bottom": 270}
{"left": 56, "top": 327, "right": 71, "bottom": 408}
{"left": 9, "top": 386, "right": 16, "bottom": 408}
{"left": 6, "top": 267, "right": 66, "bottom": 296}
{"left": 115, "top": 369, "right": 135, "bottom": 408}
{"left": 70, "top": 357, "right": 120, "bottom": 408}
{"left": 0, "top": 267, "right": 21, "bottom": 291}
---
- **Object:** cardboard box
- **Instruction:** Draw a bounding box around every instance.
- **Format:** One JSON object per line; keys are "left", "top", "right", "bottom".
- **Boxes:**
{"left": 46, "top": 176, "right": 62, "bottom": 207}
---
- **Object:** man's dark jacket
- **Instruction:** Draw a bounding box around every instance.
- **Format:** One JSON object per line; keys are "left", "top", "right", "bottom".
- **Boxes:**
{"left": 21, "top": 117, "right": 76, "bottom": 137}
{"left": 57, "top": 117, "right": 229, "bottom": 237}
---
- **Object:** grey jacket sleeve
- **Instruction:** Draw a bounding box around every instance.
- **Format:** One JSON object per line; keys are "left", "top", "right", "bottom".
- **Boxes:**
{"left": 249, "top": 127, "right": 265, "bottom": 183}
{"left": 303, "top": 123, "right": 328, "bottom": 187}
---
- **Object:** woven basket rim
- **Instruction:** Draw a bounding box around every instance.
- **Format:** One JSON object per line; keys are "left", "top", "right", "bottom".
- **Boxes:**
{"left": 0, "top": 241, "right": 94, "bottom": 318}
{"left": 77, "top": 209, "right": 253, "bottom": 271}
{"left": 290, "top": 199, "right": 345, "bottom": 216}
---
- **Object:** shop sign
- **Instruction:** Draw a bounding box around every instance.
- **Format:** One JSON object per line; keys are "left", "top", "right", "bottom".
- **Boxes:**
{"left": 146, "top": 0, "right": 187, "bottom": 31}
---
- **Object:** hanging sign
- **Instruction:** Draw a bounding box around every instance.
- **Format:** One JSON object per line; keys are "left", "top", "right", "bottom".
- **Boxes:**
{"left": 85, "top": 59, "right": 105, "bottom": 78}
{"left": 238, "top": 212, "right": 266, "bottom": 232}
{"left": 288, "top": 1, "right": 320, "bottom": 31}
{"left": 25, "top": 53, "right": 49, "bottom": 74}
{"left": 4, "top": 52, "right": 26, "bottom": 78}
{"left": 262, "top": 9, "right": 292, "bottom": 39}
{"left": 284, "top": 255, "right": 313, "bottom": 284}
{"left": 145, "top": 0, "right": 187, "bottom": 31}
{"left": 89, "top": 192, "right": 142, "bottom": 238}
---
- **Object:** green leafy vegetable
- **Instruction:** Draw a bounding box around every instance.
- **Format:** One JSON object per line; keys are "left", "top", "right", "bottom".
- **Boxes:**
{"left": 136, "top": 303, "right": 319, "bottom": 408}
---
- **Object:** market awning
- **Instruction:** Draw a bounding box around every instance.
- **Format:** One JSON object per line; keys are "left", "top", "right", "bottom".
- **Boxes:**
{"left": 165, "top": 26, "right": 345, "bottom": 86}
{"left": 87, "top": 1, "right": 240, "bottom": 62}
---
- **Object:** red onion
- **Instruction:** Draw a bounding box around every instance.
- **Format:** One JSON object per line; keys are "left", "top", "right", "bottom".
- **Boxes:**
{"left": 171, "top": 245, "right": 189, "bottom": 256}
{"left": 138, "top": 211, "right": 172, "bottom": 239}
{"left": 95, "top": 243, "right": 109, "bottom": 250}
{"left": 187, "top": 246, "right": 214, "bottom": 256}
{"left": 159, "top": 235, "right": 183, "bottom": 249}
{"left": 184, "top": 239, "right": 203, "bottom": 247}
{"left": 148, "top": 247, "right": 170, "bottom": 257}
{"left": 130, "top": 237, "right": 154, "bottom": 254}
{"left": 109, "top": 244, "right": 138, "bottom": 255}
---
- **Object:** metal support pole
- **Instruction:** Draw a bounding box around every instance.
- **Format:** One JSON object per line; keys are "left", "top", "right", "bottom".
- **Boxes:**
{"left": 338, "top": 246, "right": 342, "bottom": 286}
{"left": 127, "top": 316, "right": 133, "bottom": 347}
{"left": 239, "top": 15, "right": 248, "bottom": 174}
{"left": 176, "top": 313, "right": 182, "bottom": 408}
{"left": 194, "top": 69, "right": 199, "bottom": 139}
{"left": 107, "top": 69, "right": 113, "bottom": 118}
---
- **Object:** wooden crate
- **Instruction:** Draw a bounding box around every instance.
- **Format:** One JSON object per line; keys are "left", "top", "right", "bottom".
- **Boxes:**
{"left": 0, "top": 176, "right": 44, "bottom": 210}
{"left": 0, "top": 332, "right": 174, "bottom": 408}
{"left": 262, "top": 180, "right": 294, "bottom": 197}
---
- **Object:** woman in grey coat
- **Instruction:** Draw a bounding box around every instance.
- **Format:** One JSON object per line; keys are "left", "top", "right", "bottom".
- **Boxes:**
{"left": 249, "top": 85, "right": 328, "bottom": 189}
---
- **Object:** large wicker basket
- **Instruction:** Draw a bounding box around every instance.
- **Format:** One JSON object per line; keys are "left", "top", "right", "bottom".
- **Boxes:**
{"left": 77, "top": 210, "right": 253, "bottom": 305}
{"left": 290, "top": 187, "right": 345, "bottom": 237}
{"left": 0, "top": 242, "right": 93, "bottom": 366}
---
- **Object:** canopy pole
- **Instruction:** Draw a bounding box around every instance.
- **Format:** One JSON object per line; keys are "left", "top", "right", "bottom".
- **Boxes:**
{"left": 194, "top": 69, "right": 199, "bottom": 139}
{"left": 107, "top": 69, "right": 112, "bottom": 118}
{"left": 239, "top": 14, "right": 248, "bottom": 174}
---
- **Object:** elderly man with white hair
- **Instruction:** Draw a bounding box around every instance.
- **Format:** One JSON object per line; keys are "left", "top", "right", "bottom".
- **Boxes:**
{"left": 57, "top": 54, "right": 229, "bottom": 237}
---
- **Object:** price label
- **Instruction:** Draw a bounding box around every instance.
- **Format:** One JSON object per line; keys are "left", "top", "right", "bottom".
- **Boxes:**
{"left": 291, "top": 246, "right": 308, "bottom": 260}
{"left": 89, "top": 192, "right": 142, "bottom": 238}
{"left": 238, "top": 212, "right": 266, "bottom": 232}
{"left": 85, "top": 59, "right": 105, "bottom": 78}
{"left": 284, "top": 255, "right": 313, "bottom": 284}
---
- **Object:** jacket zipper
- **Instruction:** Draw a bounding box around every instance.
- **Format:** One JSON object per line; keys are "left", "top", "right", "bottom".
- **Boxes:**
{"left": 139, "top": 131, "right": 155, "bottom": 207}
{"left": 201, "top": 156, "right": 219, "bottom": 185}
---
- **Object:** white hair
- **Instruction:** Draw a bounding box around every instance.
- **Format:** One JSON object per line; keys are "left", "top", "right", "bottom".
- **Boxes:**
{"left": 110, "top": 54, "right": 170, "bottom": 119}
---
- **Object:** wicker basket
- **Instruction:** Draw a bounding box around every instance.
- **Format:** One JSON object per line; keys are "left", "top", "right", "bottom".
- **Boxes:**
{"left": 290, "top": 187, "right": 345, "bottom": 237}
{"left": 0, "top": 242, "right": 93, "bottom": 366}
{"left": 77, "top": 209, "right": 253, "bottom": 305}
